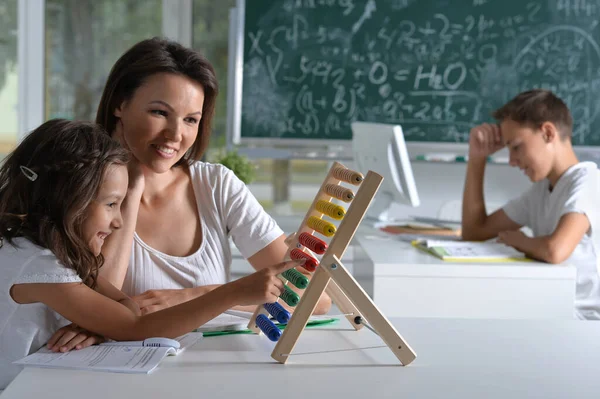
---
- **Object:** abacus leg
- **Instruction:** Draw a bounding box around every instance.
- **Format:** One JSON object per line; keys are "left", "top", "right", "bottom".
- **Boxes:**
{"left": 325, "top": 255, "right": 417, "bottom": 366}
{"left": 271, "top": 268, "right": 331, "bottom": 364}
{"left": 325, "top": 281, "right": 364, "bottom": 331}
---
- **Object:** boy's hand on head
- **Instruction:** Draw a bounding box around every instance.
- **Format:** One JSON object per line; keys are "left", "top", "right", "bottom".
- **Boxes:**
{"left": 468, "top": 123, "right": 504, "bottom": 160}
{"left": 497, "top": 230, "right": 527, "bottom": 248}
{"left": 230, "top": 259, "right": 305, "bottom": 306}
{"left": 47, "top": 324, "right": 105, "bottom": 353}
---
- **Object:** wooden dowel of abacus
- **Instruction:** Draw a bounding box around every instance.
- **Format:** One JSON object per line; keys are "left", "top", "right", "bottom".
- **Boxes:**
{"left": 325, "top": 255, "right": 417, "bottom": 366}
{"left": 271, "top": 267, "right": 331, "bottom": 364}
{"left": 247, "top": 161, "right": 355, "bottom": 333}
{"left": 272, "top": 171, "right": 384, "bottom": 362}
{"left": 322, "top": 280, "right": 363, "bottom": 331}
{"left": 316, "top": 171, "right": 383, "bottom": 327}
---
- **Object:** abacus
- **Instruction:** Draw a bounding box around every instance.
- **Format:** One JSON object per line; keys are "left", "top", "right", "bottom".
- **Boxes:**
{"left": 247, "top": 161, "right": 416, "bottom": 365}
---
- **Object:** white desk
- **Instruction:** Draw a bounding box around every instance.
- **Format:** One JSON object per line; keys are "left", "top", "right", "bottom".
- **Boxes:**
{"left": 353, "top": 236, "right": 577, "bottom": 319}
{"left": 3, "top": 318, "right": 600, "bottom": 399}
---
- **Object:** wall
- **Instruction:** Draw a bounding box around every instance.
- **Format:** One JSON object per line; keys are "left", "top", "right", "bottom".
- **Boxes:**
{"left": 388, "top": 162, "right": 531, "bottom": 220}
{"left": 248, "top": 161, "right": 531, "bottom": 222}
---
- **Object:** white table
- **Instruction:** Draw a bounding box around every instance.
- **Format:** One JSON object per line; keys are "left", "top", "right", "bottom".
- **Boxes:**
{"left": 353, "top": 236, "right": 577, "bottom": 319}
{"left": 3, "top": 318, "right": 600, "bottom": 399}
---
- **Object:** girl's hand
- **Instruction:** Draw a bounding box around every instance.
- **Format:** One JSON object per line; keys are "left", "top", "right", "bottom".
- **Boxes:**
{"left": 113, "top": 120, "right": 145, "bottom": 193}
{"left": 468, "top": 123, "right": 504, "bottom": 160}
{"left": 47, "top": 324, "right": 105, "bottom": 352}
{"left": 229, "top": 259, "right": 305, "bottom": 306}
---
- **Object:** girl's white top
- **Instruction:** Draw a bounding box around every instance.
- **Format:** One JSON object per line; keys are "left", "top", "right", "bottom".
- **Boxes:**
{"left": 0, "top": 238, "right": 81, "bottom": 389}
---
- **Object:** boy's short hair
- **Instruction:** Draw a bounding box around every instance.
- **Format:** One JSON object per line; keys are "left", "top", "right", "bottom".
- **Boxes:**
{"left": 493, "top": 89, "right": 573, "bottom": 139}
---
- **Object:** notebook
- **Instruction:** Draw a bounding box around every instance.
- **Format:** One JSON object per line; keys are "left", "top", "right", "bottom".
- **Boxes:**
{"left": 412, "top": 239, "right": 528, "bottom": 262}
{"left": 14, "top": 333, "right": 202, "bottom": 374}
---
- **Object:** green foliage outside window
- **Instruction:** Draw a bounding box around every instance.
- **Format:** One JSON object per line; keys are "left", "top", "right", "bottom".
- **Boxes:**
{"left": 211, "top": 149, "right": 256, "bottom": 185}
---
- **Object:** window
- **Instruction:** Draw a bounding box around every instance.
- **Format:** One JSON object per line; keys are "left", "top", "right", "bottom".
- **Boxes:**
{"left": 0, "top": 0, "right": 18, "bottom": 157}
{"left": 192, "top": 0, "right": 235, "bottom": 149}
{"left": 45, "top": 0, "right": 162, "bottom": 121}
{"left": 191, "top": 0, "right": 328, "bottom": 214}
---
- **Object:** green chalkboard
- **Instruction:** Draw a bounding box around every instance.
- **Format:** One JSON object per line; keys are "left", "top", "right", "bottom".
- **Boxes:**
{"left": 239, "top": 0, "right": 600, "bottom": 145}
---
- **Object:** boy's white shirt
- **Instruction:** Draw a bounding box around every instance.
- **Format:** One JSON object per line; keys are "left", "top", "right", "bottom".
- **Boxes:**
{"left": 0, "top": 238, "right": 81, "bottom": 390}
{"left": 503, "top": 161, "right": 600, "bottom": 320}
{"left": 122, "top": 162, "right": 283, "bottom": 296}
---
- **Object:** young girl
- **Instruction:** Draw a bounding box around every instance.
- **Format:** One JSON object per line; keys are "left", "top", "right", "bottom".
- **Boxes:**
{"left": 0, "top": 119, "right": 301, "bottom": 389}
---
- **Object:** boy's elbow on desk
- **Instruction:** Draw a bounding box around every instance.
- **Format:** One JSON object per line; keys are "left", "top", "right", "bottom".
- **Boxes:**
{"left": 531, "top": 238, "right": 569, "bottom": 264}
{"left": 543, "top": 245, "right": 570, "bottom": 265}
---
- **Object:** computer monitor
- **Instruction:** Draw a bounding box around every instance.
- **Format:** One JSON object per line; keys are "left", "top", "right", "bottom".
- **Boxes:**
{"left": 351, "top": 122, "right": 420, "bottom": 222}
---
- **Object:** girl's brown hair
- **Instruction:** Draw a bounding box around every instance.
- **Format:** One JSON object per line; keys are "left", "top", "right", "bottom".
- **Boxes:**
{"left": 0, "top": 119, "right": 129, "bottom": 287}
{"left": 95, "top": 37, "right": 219, "bottom": 165}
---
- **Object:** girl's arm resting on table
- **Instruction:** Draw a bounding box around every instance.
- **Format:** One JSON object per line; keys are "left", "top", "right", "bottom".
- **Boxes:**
{"left": 10, "top": 260, "right": 298, "bottom": 341}
{"left": 247, "top": 234, "right": 332, "bottom": 315}
{"left": 45, "top": 276, "right": 139, "bottom": 352}
{"left": 12, "top": 282, "right": 238, "bottom": 340}
{"left": 98, "top": 185, "right": 143, "bottom": 289}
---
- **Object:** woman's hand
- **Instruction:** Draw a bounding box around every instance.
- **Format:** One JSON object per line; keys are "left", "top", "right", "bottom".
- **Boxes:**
{"left": 132, "top": 289, "right": 194, "bottom": 315}
{"left": 47, "top": 324, "right": 105, "bottom": 352}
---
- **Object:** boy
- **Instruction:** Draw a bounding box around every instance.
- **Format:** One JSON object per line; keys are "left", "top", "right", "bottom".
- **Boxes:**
{"left": 462, "top": 89, "right": 600, "bottom": 320}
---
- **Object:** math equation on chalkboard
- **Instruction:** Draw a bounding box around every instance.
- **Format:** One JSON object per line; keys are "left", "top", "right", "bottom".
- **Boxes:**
{"left": 239, "top": 0, "right": 600, "bottom": 145}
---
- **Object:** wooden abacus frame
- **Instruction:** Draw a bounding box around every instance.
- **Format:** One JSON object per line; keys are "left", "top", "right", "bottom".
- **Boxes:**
{"left": 248, "top": 161, "right": 417, "bottom": 365}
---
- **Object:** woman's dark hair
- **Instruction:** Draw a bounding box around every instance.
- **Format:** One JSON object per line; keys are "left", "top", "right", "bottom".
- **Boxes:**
{"left": 95, "top": 37, "right": 219, "bottom": 165}
{"left": 0, "top": 119, "right": 129, "bottom": 287}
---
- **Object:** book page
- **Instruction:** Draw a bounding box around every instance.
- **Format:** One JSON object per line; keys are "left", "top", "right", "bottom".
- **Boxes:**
{"left": 434, "top": 242, "right": 525, "bottom": 259}
{"left": 14, "top": 333, "right": 203, "bottom": 374}
{"left": 14, "top": 346, "right": 173, "bottom": 374}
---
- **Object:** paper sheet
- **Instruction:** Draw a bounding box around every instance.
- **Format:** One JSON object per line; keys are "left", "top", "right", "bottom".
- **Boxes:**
{"left": 14, "top": 333, "right": 202, "bottom": 374}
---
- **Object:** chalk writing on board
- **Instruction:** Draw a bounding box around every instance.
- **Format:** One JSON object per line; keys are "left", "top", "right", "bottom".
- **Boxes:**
{"left": 241, "top": 0, "right": 600, "bottom": 144}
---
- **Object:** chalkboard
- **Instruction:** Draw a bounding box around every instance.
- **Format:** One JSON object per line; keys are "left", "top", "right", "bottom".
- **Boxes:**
{"left": 238, "top": 0, "right": 600, "bottom": 145}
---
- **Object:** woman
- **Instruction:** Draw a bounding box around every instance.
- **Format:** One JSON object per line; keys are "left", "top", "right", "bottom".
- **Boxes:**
{"left": 94, "top": 37, "right": 331, "bottom": 315}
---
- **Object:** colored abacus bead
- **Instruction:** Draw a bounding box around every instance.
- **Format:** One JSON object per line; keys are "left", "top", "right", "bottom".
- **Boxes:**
{"left": 282, "top": 268, "right": 309, "bottom": 289}
{"left": 263, "top": 302, "right": 290, "bottom": 324}
{"left": 280, "top": 285, "right": 300, "bottom": 307}
{"left": 324, "top": 184, "right": 354, "bottom": 202}
{"left": 298, "top": 232, "right": 327, "bottom": 254}
{"left": 307, "top": 216, "right": 336, "bottom": 237}
{"left": 332, "top": 168, "right": 363, "bottom": 185}
{"left": 290, "top": 248, "right": 318, "bottom": 272}
{"left": 315, "top": 200, "right": 346, "bottom": 220}
{"left": 256, "top": 314, "right": 281, "bottom": 342}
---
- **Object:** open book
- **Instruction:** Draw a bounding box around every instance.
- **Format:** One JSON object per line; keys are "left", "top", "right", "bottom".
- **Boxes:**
{"left": 412, "top": 239, "right": 528, "bottom": 262}
{"left": 14, "top": 333, "right": 202, "bottom": 374}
